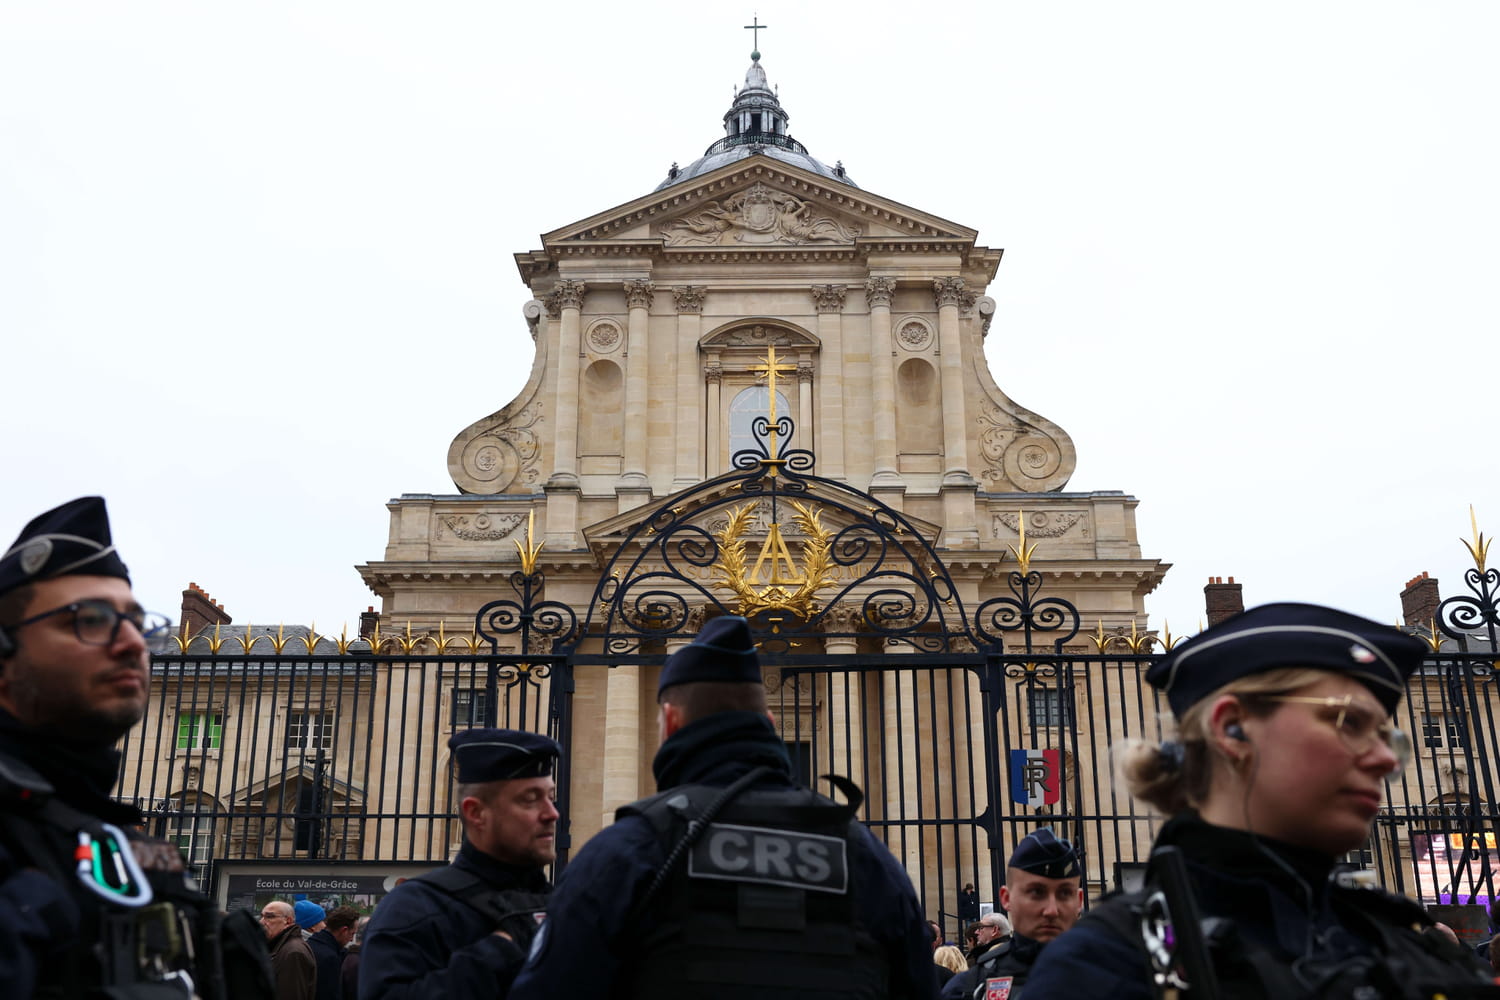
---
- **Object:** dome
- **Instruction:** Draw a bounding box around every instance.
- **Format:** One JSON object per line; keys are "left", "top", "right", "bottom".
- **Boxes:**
{"left": 655, "top": 54, "right": 856, "bottom": 192}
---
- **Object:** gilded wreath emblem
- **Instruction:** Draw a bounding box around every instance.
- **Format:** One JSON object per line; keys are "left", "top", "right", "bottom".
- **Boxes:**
{"left": 712, "top": 500, "right": 835, "bottom": 620}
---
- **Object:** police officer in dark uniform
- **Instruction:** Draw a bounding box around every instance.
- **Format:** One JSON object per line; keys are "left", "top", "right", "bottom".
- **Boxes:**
{"left": 939, "top": 828, "right": 1083, "bottom": 1000}
{"left": 0, "top": 496, "right": 269, "bottom": 998}
{"left": 1025, "top": 602, "right": 1500, "bottom": 1000}
{"left": 358, "top": 727, "right": 559, "bottom": 999}
{"left": 509, "top": 615, "right": 937, "bottom": 999}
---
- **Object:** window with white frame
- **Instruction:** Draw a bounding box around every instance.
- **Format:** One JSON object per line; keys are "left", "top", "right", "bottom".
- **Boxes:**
{"left": 1422, "top": 713, "right": 1466, "bottom": 749}
{"left": 176, "top": 712, "right": 222, "bottom": 751}
{"left": 285, "top": 710, "right": 334, "bottom": 755}
{"left": 168, "top": 799, "right": 215, "bottom": 886}
{"left": 452, "top": 687, "right": 490, "bottom": 727}
{"left": 728, "top": 386, "right": 792, "bottom": 463}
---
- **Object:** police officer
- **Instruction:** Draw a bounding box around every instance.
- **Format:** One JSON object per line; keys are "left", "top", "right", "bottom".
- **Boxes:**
{"left": 939, "top": 828, "right": 1083, "bottom": 999}
{"left": 1025, "top": 602, "right": 1500, "bottom": 999}
{"left": 358, "top": 727, "right": 560, "bottom": 999}
{"left": 509, "top": 615, "right": 937, "bottom": 999}
{"left": 0, "top": 496, "right": 266, "bottom": 997}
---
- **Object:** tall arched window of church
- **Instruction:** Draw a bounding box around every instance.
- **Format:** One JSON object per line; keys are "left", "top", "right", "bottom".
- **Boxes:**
{"left": 728, "top": 386, "right": 790, "bottom": 467}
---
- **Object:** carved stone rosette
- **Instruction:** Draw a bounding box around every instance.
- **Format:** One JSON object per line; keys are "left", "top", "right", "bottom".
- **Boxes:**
{"left": 624, "top": 280, "right": 655, "bottom": 310}
{"left": 865, "top": 276, "right": 895, "bottom": 309}
{"left": 672, "top": 285, "right": 706, "bottom": 313}
{"left": 545, "top": 279, "right": 587, "bottom": 318}
{"left": 811, "top": 284, "right": 848, "bottom": 313}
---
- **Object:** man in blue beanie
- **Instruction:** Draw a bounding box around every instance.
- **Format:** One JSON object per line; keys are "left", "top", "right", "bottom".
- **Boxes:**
{"left": 510, "top": 615, "right": 937, "bottom": 999}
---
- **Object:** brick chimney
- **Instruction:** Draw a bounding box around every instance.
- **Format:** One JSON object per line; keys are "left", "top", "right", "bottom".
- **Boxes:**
{"left": 180, "top": 582, "right": 232, "bottom": 635}
{"left": 1204, "top": 576, "right": 1244, "bottom": 626}
{"left": 359, "top": 606, "right": 380, "bottom": 640}
{"left": 1401, "top": 572, "right": 1441, "bottom": 628}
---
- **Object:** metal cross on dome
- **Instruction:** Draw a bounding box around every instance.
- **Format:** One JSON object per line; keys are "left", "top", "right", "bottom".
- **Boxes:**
{"left": 744, "top": 15, "right": 768, "bottom": 56}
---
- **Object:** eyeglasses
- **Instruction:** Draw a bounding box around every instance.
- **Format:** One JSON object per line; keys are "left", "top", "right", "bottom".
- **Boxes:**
{"left": 1261, "top": 694, "right": 1413, "bottom": 773}
{"left": 259, "top": 911, "right": 286, "bottom": 923}
{"left": 12, "top": 599, "right": 173, "bottom": 653}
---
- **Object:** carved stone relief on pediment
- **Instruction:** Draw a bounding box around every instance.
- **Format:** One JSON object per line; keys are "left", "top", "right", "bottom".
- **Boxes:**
{"left": 438, "top": 512, "right": 527, "bottom": 542}
{"left": 661, "top": 183, "right": 862, "bottom": 247}
{"left": 994, "top": 510, "right": 1088, "bottom": 541}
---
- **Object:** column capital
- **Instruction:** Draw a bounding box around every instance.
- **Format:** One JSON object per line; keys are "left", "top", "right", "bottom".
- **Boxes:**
{"left": 864, "top": 276, "right": 896, "bottom": 309}
{"left": 545, "top": 279, "right": 587, "bottom": 318}
{"left": 797, "top": 362, "right": 815, "bottom": 385}
{"left": 672, "top": 285, "right": 706, "bottom": 314}
{"left": 811, "top": 284, "right": 848, "bottom": 313}
{"left": 624, "top": 279, "right": 655, "bottom": 310}
{"left": 932, "top": 276, "right": 973, "bottom": 310}
{"left": 703, "top": 362, "right": 723, "bottom": 386}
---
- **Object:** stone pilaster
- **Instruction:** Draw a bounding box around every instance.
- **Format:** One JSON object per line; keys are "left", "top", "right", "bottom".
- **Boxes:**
{"left": 797, "top": 363, "right": 815, "bottom": 454}
{"left": 672, "top": 287, "right": 705, "bottom": 491}
{"left": 865, "top": 277, "right": 901, "bottom": 490}
{"left": 934, "top": 278, "right": 978, "bottom": 546}
{"left": 545, "top": 280, "right": 586, "bottom": 490}
{"left": 704, "top": 362, "right": 723, "bottom": 475}
{"left": 811, "top": 284, "right": 847, "bottom": 480}
{"left": 618, "top": 279, "right": 654, "bottom": 509}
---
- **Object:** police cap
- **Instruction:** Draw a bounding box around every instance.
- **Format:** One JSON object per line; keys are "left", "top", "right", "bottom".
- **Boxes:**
{"left": 657, "top": 615, "right": 761, "bottom": 697}
{"left": 1008, "top": 827, "right": 1082, "bottom": 880}
{"left": 0, "top": 497, "right": 130, "bottom": 597}
{"left": 449, "top": 728, "right": 561, "bottom": 782}
{"left": 1146, "top": 601, "right": 1425, "bottom": 717}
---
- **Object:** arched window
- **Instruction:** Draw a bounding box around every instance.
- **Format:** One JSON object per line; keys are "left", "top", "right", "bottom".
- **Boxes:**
{"left": 729, "top": 386, "right": 791, "bottom": 461}
{"left": 167, "top": 791, "right": 219, "bottom": 886}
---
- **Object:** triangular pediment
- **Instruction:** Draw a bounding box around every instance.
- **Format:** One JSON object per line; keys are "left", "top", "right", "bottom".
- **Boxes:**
{"left": 539, "top": 158, "right": 978, "bottom": 251}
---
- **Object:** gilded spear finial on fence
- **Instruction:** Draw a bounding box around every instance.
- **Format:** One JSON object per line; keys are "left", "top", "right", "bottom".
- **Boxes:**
{"left": 517, "top": 508, "right": 545, "bottom": 576}
{"left": 1008, "top": 510, "right": 1039, "bottom": 573}
{"left": 1464, "top": 505, "right": 1490, "bottom": 574}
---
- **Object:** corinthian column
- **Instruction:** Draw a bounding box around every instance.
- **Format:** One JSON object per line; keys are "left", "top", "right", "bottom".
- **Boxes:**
{"left": 932, "top": 277, "right": 975, "bottom": 486}
{"left": 619, "top": 279, "right": 654, "bottom": 508}
{"left": 866, "top": 277, "right": 901, "bottom": 489}
{"left": 933, "top": 278, "right": 979, "bottom": 546}
{"left": 811, "top": 284, "right": 847, "bottom": 480}
{"left": 546, "top": 280, "right": 586, "bottom": 490}
{"left": 671, "top": 286, "right": 705, "bottom": 491}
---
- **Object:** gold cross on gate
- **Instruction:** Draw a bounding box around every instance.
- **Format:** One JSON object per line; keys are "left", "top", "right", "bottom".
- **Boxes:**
{"left": 749, "top": 346, "right": 796, "bottom": 463}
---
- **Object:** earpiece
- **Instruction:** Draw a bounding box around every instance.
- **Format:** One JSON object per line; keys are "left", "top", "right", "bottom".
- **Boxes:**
{"left": 1226, "top": 723, "right": 1248, "bottom": 742}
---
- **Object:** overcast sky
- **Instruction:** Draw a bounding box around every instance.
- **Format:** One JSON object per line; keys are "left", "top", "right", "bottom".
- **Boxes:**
{"left": 2, "top": 2, "right": 1495, "bottom": 643}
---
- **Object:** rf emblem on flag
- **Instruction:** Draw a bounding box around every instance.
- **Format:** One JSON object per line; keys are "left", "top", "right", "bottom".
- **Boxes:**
{"left": 1010, "top": 749, "right": 1061, "bottom": 807}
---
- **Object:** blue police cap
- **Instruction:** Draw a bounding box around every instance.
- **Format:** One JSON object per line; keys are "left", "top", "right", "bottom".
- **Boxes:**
{"left": 657, "top": 615, "right": 762, "bottom": 697}
{"left": 0, "top": 497, "right": 130, "bottom": 597}
{"left": 1147, "top": 601, "right": 1425, "bottom": 716}
{"left": 1008, "top": 827, "right": 1082, "bottom": 879}
{"left": 449, "top": 728, "right": 561, "bottom": 782}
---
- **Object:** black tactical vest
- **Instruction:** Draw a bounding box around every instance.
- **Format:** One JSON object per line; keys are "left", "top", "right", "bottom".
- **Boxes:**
{"left": 0, "top": 751, "right": 271, "bottom": 1000}
{"left": 1085, "top": 881, "right": 1500, "bottom": 1000}
{"left": 616, "top": 780, "right": 889, "bottom": 1000}
{"left": 413, "top": 864, "right": 549, "bottom": 952}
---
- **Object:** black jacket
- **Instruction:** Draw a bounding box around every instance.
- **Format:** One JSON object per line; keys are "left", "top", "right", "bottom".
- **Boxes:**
{"left": 357, "top": 840, "right": 547, "bottom": 999}
{"left": 509, "top": 711, "right": 938, "bottom": 999}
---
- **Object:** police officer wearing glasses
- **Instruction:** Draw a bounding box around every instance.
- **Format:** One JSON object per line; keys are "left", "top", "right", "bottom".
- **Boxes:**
{"left": 1025, "top": 602, "right": 1500, "bottom": 1000}
{"left": 0, "top": 497, "right": 266, "bottom": 998}
{"left": 509, "top": 615, "right": 937, "bottom": 1000}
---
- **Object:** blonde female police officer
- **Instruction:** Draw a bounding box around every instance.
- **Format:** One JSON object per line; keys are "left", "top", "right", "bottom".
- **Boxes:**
{"left": 1025, "top": 602, "right": 1500, "bottom": 1000}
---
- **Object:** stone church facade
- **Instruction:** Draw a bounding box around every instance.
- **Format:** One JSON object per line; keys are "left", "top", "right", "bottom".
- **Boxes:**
{"left": 355, "top": 51, "right": 1169, "bottom": 854}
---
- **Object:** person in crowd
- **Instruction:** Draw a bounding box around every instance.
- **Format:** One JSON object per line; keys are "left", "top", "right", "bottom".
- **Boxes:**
{"left": 959, "top": 882, "right": 980, "bottom": 927}
{"left": 940, "top": 828, "right": 1082, "bottom": 999}
{"left": 264, "top": 899, "right": 317, "bottom": 1000}
{"left": 934, "top": 944, "right": 968, "bottom": 988}
{"left": 296, "top": 899, "right": 327, "bottom": 940}
{"left": 358, "top": 728, "right": 559, "bottom": 998}
{"left": 966, "top": 912, "right": 1011, "bottom": 965}
{"left": 509, "top": 615, "right": 937, "bottom": 999}
{"left": 309, "top": 905, "right": 359, "bottom": 1000}
{"left": 1026, "top": 602, "right": 1500, "bottom": 999}
{"left": 0, "top": 496, "right": 268, "bottom": 996}
{"left": 342, "top": 915, "right": 371, "bottom": 1000}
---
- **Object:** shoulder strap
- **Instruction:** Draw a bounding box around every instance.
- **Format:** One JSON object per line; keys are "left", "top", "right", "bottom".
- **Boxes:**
{"left": 415, "top": 865, "right": 547, "bottom": 926}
